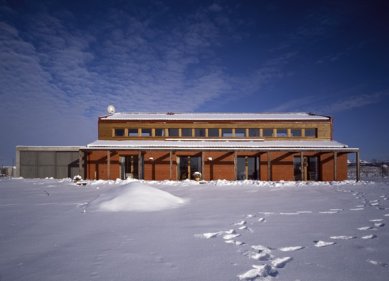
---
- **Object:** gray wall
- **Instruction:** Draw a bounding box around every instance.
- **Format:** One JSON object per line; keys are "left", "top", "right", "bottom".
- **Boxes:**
{"left": 17, "top": 147, "right": 83, "bottom": 179}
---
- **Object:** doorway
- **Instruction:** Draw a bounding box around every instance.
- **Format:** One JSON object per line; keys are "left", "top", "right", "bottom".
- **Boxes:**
{"left": 120, "top": 155, "right": 143, "bottom": 179}
{"left": 237, "top": 156, "right": 259, "bottom": 180}
{"left": 293, "top": 156, "right": 319, "bottom": 181}
{"left": 178, "top": 156, "right": 202, "bottom": 180}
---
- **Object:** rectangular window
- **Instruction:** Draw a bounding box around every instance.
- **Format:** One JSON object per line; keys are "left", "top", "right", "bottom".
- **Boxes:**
{"left": 276, "top": 128, "right": 288, "bottom": 137}
{"left": 249, "top": 128, "right": 259, "bottom": 137}
{"left": 305, "top": 128, "right": 317, "bottom": 137}
{"left": 263, "top": 128, "right": 273, "bottom": 137}
{"left": 222, "top": 128, "right": 233, "bottom": 137}
{"left": 182, "top": 128, "right": 192, "bottom": 137}
{"left": 155, "top": 128, "right": 165, "bottom": 137}
{"left": 235, "top": 128, "right": 246, "bottom": 137}
{"left": 208, "top": 128, "right": 219, "bottom": 137}
{"left": 115, "top": 128, "right": 124, "bottom": 137}
{"left": 128, "top": 128, "right": 138, "bottom": 136}
{"left": 141, "top": 128, "right": 151, "bottom": 137}
{"left": 291, "top": 128, "right": 302, "bottom": 137}
{"left": 168, "top": 128, "right": 179, "bottom": 137}
{"left": 194, "top": 128, "right": 206, "bottom": 137}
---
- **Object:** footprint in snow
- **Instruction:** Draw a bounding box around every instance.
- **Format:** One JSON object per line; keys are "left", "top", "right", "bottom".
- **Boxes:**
{"left": 361, "top": 234, "right": 377, "bottom": 239}
{"left": 314, "top": 240, "right": 336, "bottom": 247}
{"left": 384, "top": 214, "right": 389, "bottom": 217}
{"left": 367, "top": 260, "right": 389, "bottom": 268}
{"left": 234, "top": 220, "right": 246, "bottom": 226}
{"left": 237, "top": 264, "right": 277, "bottom": 280}
{"left": 350, "top": 208, "right": 364, "bottom": 211}
{"left": 225, "top": 240, "right": 244, "bottom": 246}
{"left": 369, "top": 219, "right": 384, "bottom": 222}
{"left": 319, "top": 211, "right": 339, "bottom": 214}
{"left": 258, "top": 217, "right": 266, "bottom": 222}
{"left": 271, "top": 257, "right": 293, "bottom": 268}
{"left": 358, "top": 226, "right": 375, "bottom": 231}
{"left": 223, "top": 233, "right": 241, "bottom": 240}
{"left": 374, "top": 222, "right": 385, "bottom": 228}
{"left": 330, "top": 235, "right": 355, "bottom": 240}
{"left": 278, "top": 246, "right": 304, "bottom": 252}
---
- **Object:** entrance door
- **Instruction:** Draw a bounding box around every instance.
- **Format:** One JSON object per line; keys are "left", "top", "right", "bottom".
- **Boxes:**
{"left": 237, "top": 156, "right": 259, "bottom": 180}
{"left": 293, "top": 156, "right": 319, "bottom": 181}
{"left": 178, "top": 156, "right": 202, "bottom": 180}
{"left": 120, "top": 155, "right": 143, "bottom": 179}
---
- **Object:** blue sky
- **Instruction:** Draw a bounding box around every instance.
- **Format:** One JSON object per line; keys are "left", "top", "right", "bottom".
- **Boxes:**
{"left": 0, "top": 0, "right": 388, "bottom": 165}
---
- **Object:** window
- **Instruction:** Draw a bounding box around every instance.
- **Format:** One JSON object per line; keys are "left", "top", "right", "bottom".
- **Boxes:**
{"left": 222, "top": 128, "right": 233, "bottom": 137}
{"left": 182, "top": 128, "right": 192, "bottom": 137}
{"left": 208, "top": 128, "right": 219, "bottom": 137}
{"left": 155, "top": 128, "right": 165, "bottom": 137}
{"left": 263, "top": 128, "right": 273, "bottom": 137}
{"left": 291, "top": 128, "right": 302, "bottom": 137}
{"left": 141, "top": 128, "right": 151, "bottom": 137}
{"left": 115, "top": 128, "right": 124, "bottom": 137}
{"left": 194, "top": 128, "right": 206, "bottom": 137}
{"left": 128, "top": 128, "right": 138, "bottom": 136}
{"left": 276, "top": 128, "right": 288, "bottom": 137}
{"left": 249, "top": 128, "right": 259, "bottom": 137}
{"left": 235, "top": 128, "right": 246, "bottom": 137}
{"left": 305, "top": 128, "right": 317, "bottom": 137}
{"left": 168, "top": 128, "right": 179, "bottom": 137}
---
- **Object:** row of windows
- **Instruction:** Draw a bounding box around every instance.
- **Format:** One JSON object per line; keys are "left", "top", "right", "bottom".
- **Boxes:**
{"left": 114, "top": 128, "right": 318, "bottom": 138}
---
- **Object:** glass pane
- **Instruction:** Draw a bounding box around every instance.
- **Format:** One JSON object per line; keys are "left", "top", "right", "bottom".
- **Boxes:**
{"left": 263, "top": 128, "right": 273, "bottom": 137}
{"left": 235, "top": 128, "right": 246, "bottom": 137}
{"left": 141, "top": 129, "right": 151, "bottom": 136}
{"left": 128, "top": 129, "right": 138, "bottom": 136}
{"left": 194, "top": 128, "right": 206, "bottom": 137}
{"left": 291, "top": 129, "right": 302, "bottom": 137}
{"left": 237, "top": 157, "right": 246, "bottom": 180}
{"left": 115, "top": 129, "right": 124, "bottom": 136}
{"left": 182, "top": 128, "right": 192, "bottom": 137}
{"left": 249, "top": 128, "right": 259, "bottom": 137}
{"left": 305, "top": 128, "right": 317, "bottom": 137}
{"left": 208, "top": 128, "right": 219, "bottom": 137}
{"left": 155, "top": 128, "right": 165, "bottom": 137}
{"left": 168, "top": 128, "right": 179, "bottom": 137}
{"left": 277, "top": 128, "right": 287, "bottom": 137}
{"left": 222, "top": 128, "right": 233, "bottom": 137}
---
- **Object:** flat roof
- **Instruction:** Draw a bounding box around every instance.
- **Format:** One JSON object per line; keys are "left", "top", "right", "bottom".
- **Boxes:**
{"left": 100, "top": 112, "right": 330, "bottom": 121}
{"left": 86, "top": 140, "right": 358, "bottom": 152}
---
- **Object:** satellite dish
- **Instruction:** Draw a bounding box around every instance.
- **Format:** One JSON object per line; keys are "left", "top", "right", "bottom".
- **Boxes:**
{"left": 107, "top": 105, "right": 116, "bottom": 115}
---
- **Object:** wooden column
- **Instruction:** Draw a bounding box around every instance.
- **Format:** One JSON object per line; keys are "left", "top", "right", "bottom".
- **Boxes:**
{"left": 267, "top": 151, "right": 271, "bottom": 181}
{"left": 188, "top": 156, "right": 191, "bottom": 180}
{"left": 78, "top": 150, "right": 83, "bottom": 179}
{"left": 169, "top": 150, "right": 172, "bottom": 180}
{"left": 333, "top": 152, "right": 337, "bottom": 181}
{"left": 356, "top": 151, "right": 360, "bottom": 182}
{"left": 201, "top": 151, "right": 205, "bottom": 180}
{"left": 107, "top": 150, "right": 110, "bottom": 180}
{"left": 300, "top": 151, "right": 304, "bottom": 181}
{"left": 233, "top": 151, "right": 237, "bottom": 180}
{"left": 245, "top": 156, "right": 249, "bottom": 180}
{"left": 138, "top": 151, "right": 142, "bottom": 180}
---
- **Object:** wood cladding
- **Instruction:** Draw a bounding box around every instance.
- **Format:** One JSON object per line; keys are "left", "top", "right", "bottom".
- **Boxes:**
{"left": 98, "top": 119, "right": 332, "bottom": 140}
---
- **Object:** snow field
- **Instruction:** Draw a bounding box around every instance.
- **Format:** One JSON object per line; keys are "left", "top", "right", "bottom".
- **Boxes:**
{"left": 0, "top": 178, "right": 389, "bottom": 281}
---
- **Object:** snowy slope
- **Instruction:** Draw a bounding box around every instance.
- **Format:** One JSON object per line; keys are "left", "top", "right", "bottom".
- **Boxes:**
{"left": 0, "top": 178, "right": 388, "bottom": 281}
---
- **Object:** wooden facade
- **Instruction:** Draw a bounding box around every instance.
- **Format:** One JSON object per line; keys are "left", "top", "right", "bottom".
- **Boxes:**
{"left": 84, "top": 112, "right": 359, "bottom": 181}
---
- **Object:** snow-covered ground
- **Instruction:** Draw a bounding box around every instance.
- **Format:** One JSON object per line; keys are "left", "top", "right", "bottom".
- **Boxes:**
{"left": 1, "top": 178, "right": 389, "bottom": 281}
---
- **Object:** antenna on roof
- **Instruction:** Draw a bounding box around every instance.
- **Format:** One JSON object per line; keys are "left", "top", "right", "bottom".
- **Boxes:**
{"left": 107, "top": 105, "right": 116, "bottom": 115}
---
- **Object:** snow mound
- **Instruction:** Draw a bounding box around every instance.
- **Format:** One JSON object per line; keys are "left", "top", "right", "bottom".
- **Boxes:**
{"left": 91, "top": 182, "right": 187, "bottom": 212}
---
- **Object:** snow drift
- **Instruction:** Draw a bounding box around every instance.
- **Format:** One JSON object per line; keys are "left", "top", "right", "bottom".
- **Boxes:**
{"left": 90, "top": 182, "right": 187, "bottom": 212}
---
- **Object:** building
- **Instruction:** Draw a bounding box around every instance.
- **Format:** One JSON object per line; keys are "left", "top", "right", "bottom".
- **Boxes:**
{"left": 83, "top": 112, "right": 360, "bottom": 181}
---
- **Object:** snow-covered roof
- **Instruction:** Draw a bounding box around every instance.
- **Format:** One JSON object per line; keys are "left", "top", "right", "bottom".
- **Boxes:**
{"left": 100, "top": 112, "right": 330, "bottom": 121}
{"left": 86, "top": 140, "right": 358, "bottom": 152}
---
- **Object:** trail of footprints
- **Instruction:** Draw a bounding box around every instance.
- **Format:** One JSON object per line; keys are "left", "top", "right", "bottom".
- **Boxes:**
{"left": 197, "top": 189, "right": 389, "bottom": 280}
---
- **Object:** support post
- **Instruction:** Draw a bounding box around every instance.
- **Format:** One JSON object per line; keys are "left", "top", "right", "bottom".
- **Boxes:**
{"left": 300, "top": 151, "right": 304, "bottom": 181}
{"left": 356, "top": 151, "right": 360, "bottom": 182}
{"left": 245, "top": 156, "right": 249, "bottom": 180}
{"left": 201, "top": 151, "right": 205, "bottom": 180}
{"left": 267, "top": 151, "right": 271, "bottom": 181}
{"left": 107, "top": 150, "right": 110, "bottom": 180}
{"left": 233, "top": 151, "right": 237, "bottom": 180}
{"left": 79, "top": 150, "right": 84, "bottom": 179}
{"left": 169, "top": 150, "right": 172, "bottom": 180}
{"left": 138, "top": 151, "right": 142, "bottom": 180}
{"left": 333, "top": 152, "right": 337, "bottom": 181}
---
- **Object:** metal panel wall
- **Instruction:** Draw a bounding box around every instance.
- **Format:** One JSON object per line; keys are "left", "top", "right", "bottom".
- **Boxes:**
{"left": 19, "top": 150, "right": 81, "bottom": 179}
